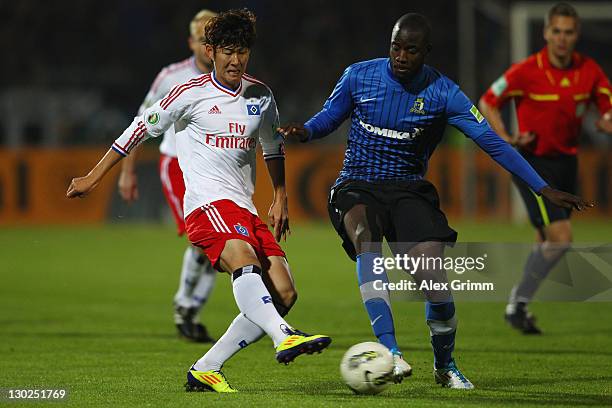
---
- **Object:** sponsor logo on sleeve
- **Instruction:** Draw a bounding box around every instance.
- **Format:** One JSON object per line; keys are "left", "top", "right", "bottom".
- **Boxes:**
{"left": 470, "top": 105, "right": 485, "bottom": 123}
{"left": 246, "top": 104, "right": 260, "bottom": 115}
{"left": 147, "top": 112, "right": 160, "bottom": 125}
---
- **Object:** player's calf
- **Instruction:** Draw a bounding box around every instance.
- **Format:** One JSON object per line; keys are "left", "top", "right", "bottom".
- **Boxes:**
{"left": 265, "top": 255, "right": 298, "bottom": 317}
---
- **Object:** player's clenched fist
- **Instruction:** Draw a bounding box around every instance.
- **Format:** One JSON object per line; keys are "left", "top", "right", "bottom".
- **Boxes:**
{"left": 277, "top": 123, "right": 310, "bottom": 142}
{"left": 66, "top": 175, "right": 98, "bottom": 198}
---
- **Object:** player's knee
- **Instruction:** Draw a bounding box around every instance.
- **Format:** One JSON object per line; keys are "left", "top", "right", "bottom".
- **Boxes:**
{"left": 344, "top": 205, "right": 382, "bottom": 253}
{"left": 545, "top": 222, "right": 572, "bottom": 253}
{"left": 351, "top": 225, "right": 373, "bottom": 252}
{"left": 266, "top": 256, "right": 297, "bottom": 310}
{"left": 547, "top": 229, "right": 572, "bottom": 245}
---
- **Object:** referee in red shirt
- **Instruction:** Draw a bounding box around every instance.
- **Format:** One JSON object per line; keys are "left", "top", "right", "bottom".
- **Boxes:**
{"left": 479, "top": 2, "right": 612, "bottom": 334}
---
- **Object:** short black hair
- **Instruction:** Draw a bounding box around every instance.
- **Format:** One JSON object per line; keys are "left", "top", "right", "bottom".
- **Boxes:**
{"left": 204, "top": 8, "right": 256, "bottom": 49}
{"left": 395, "top": 13, "right": 431, "bottom": 44}
{"left": 546, "top": 2, "right": 579, "bottom": 25}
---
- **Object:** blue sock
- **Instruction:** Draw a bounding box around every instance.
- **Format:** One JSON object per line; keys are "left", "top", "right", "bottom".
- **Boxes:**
{"left": 425, "top": 301, "right": 456, "bottom": 369}
{"left": 357, "top": 252, "right": 398, "bottom": 351}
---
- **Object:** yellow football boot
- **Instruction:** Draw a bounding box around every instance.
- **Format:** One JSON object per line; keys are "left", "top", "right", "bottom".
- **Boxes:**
{"left": 185, "top": 367, "right": 238, "bottom": 393}
{"left": 275, "top": 328, "right": 332, "bottom": 364}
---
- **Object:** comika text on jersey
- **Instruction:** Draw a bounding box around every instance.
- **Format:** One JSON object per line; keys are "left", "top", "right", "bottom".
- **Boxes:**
{"left": 359, "top": 119, "right": 423, "bottom": 140}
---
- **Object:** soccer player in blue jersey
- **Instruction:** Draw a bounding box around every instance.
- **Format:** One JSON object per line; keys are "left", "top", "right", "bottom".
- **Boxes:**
{"left": 279, "top": 13, "right": 591, "bottom": 389}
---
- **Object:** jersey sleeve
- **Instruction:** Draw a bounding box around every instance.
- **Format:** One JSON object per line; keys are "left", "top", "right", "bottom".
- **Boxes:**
{"left": 304, "top": 65, "right": 354, "bottom": 141}
{"left": 481, "top": 63, "right": 526, "bottom": 108}
{"left": 591, "top": 62, "right": 612, "bottom": 114}
{"left": 137, "top": 67, "right": 171, "bottom": 115}
{"left": 446, "top": 83, "right": 490, "bottom": 139}
{"left": 112, "top": 82, "right": 195, "bottom": 156}
{"left": 258, "top": 91, "right": 285, "bottom": 161}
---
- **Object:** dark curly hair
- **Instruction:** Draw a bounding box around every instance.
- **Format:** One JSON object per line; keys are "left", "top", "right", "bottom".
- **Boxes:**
{"left": 204, "top": 8, "right": 256, "bottom": 49}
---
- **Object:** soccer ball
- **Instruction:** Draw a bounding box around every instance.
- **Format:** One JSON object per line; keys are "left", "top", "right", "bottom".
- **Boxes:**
{"left": 340, "top": 342, "right": 394, "bottom": 395}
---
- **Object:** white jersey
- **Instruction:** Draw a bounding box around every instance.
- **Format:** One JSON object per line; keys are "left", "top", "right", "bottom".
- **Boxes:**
{"left": 113, "top": 72, "right": 285, "bottom": 217}
{"left": 138, "top": 57, "right": 205, "bottom": 157}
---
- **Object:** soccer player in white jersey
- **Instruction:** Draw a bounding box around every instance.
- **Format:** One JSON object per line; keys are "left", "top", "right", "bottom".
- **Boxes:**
{"left": 66, "top": 9, "right": 331, "bottom": 393}
{"left": 118, "top": 9, "right": 218, "bottom": 343}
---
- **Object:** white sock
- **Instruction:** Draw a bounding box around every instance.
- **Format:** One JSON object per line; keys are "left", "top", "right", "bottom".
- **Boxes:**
{"left": 174, "top": 246, "right": 203, "bottom": 308}
{"left": 232, "top": 269, "right": 290, "bottom": 347}
{"left": 190, "top": 257, "right": 216, "bottom": 314}
{"left": 193, "top": 313, "right": 264, "bottom": 371}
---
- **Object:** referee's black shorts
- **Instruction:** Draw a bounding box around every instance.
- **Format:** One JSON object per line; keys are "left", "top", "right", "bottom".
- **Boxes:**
{"left": 327, "top": 179, "right": 457, "bottom": 261}
{"left": 512, "top": 151, "right": 578, "bottom": 229}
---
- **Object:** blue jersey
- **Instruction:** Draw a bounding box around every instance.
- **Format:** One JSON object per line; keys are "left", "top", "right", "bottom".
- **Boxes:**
{"left": 305, "top": 58, "right": 547, "bottom": 192}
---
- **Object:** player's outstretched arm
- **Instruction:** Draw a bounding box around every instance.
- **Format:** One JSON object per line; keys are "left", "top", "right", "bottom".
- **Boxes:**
{"left": 471, "top": 130, "right": 594, "bottom": 211}
{"left": 475, "top": 131, "right": 594, "bottom": 211}
{"left": 66, "top": 148, "right": 124, "bottom": 198}
{"left": 70, "top": 74, "right": 197, "bottom": 200}
{"left": 449, "top": 86, "right": 593, "bottom": 211}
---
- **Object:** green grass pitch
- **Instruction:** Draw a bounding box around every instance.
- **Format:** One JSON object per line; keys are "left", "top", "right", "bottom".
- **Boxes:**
{"left": 1, "top": 221, "right": 611, "bottom": 407}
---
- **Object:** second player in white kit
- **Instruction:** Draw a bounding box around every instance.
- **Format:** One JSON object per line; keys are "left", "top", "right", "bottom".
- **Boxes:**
{"left": 118, "top": 10, "right": 218, "bottom": 343}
